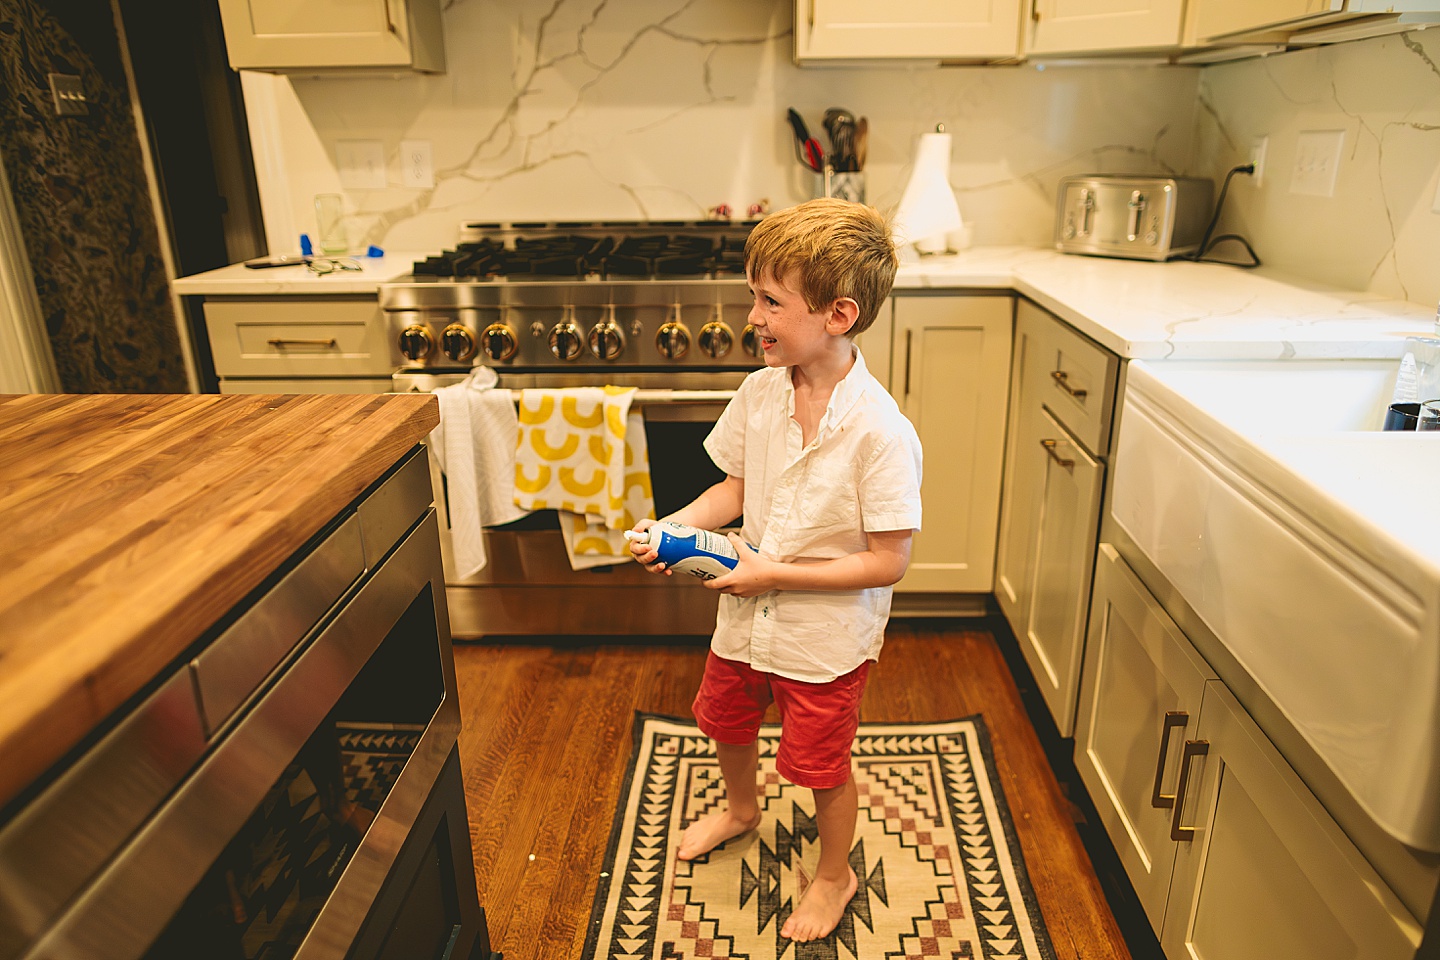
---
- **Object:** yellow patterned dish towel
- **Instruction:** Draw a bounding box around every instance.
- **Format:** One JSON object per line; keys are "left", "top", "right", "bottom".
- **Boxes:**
{"left": 513, "top": 386, "right": 655, "bottom": 570}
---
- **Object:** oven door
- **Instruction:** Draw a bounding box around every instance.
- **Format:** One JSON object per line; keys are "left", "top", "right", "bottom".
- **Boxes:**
{"left": 394, "top": 370, "right": 742, "bottom": 637}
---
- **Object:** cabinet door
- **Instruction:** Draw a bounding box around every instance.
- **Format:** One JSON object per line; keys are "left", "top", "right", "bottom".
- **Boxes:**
{"left": 1190, "top": 0, "right": 1339, "bottom": 41}
{"left": 994, "top": 317, "right": 1045, "bottom": 627}
{"left": 893, "top": 296, "right": 1013, "bottom": 593}
{"left": 796, "top": 0, "right": 1024, "bottom": 60}
{"left": 854, "top": 299, "right": 895, "bottom": 393}
{"left": 1017, "top": 408, "right": 1103, "bottom": 737}
{"left": 219, "top": 0, "right": 443, "bottom": 71}
{"left": 1074, "top": 544, "right": 1215, "bottom": 931}
{"left": 1163, "top": 681, "right": 1421, "bottom": 959}
{"left": 1027, "top": 0, "right": 1187, "bottom": 53}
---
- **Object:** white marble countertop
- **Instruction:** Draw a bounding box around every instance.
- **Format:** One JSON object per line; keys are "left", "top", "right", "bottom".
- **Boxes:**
{"left": 171, "top": 252, "right": 426, "bottom": 295}
{"left": 895, "top": 247, "right": 1435, "bottom": 360}
{"left": 174, "top": 245, "right": 1436, "bottom": 360}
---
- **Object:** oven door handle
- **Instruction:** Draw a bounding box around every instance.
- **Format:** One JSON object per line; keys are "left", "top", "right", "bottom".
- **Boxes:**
{"left": 27, "top": 512, "right": 458, "bottom": 960}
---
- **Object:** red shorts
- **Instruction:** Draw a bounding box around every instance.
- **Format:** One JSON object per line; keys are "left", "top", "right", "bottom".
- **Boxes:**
{"left": 691, "top": 651, "right": 870, "bottom": 790}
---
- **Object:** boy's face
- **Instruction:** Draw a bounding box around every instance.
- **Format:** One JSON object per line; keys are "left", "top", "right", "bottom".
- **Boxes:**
{"left": 745, "top": 267, "right": 848, "bottom": 369}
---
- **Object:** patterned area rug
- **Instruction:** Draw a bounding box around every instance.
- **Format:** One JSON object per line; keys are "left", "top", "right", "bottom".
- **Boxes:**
{"left": 582, "top": 714, "right": 1055, "bottom": 960}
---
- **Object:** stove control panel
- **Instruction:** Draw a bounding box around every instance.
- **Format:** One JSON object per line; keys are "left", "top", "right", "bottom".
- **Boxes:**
{"left": 381, "top": 283, "right": 762, "bottom": 372}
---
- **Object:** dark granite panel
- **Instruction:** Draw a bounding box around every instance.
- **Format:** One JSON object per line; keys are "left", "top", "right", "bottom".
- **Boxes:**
{"left": 0, "top": 0, "right": 187, "bottom": 393}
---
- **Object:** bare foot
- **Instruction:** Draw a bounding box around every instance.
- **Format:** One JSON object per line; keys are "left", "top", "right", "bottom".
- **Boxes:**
{"left": 676, "top": 808, "right": 761, "bottom": 861}
{"left": 781, "top": 867, "right": 857, "bottom": 942}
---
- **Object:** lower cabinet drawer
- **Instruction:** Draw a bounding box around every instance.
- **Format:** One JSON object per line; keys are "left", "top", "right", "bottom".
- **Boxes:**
{"left": 206, "top": 299, "right": 396, "bottom": 377}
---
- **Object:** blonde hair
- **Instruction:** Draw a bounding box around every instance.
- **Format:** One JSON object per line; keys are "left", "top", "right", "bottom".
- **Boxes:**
{"left": 744, "top": 198, "right": 898, "bottom": 336}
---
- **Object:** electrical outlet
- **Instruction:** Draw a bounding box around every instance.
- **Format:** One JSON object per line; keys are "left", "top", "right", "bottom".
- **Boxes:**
{"left": 1290, "top": 129, "right": 1345, "bottom": 197}
{"left": 336, "top": 140, "right": 387, "bottom": 190}
{"left": 399, "top": 140, "right": 434, "bottom": 189}
{"left": 1249, "top": 136, "right": 1268, "bottom": 187}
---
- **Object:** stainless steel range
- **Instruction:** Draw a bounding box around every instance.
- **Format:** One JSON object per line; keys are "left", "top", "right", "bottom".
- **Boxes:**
{"left": 380, "top": 220, "right": 766, "bottom": 639}
{"left": 380, "top": 220, "right": 765, "bottom": 373}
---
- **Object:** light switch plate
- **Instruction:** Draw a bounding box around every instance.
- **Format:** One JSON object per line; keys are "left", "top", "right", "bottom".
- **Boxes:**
{"left": 48, "top": 73, "right": 88, "bottom": 116}
{"left": 1290, "top": 129, "right": 1345, "bottom": 197}
{"left": 336, "top": 140, "right": 387, "bottom": 190}
{"left": 399, "top": 140, "right": 434, "bottom": 189}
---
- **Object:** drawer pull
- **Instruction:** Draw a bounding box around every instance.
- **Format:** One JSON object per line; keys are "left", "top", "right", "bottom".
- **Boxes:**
{"left": 1170, "top": 739, "right": 1209, "bottom": 842}
{"left": 267, "top": 338, "right": 338, "bottom": 349}
{"left": 1150, "top": 711, "right": 1189, "bottom": 808}
{"left": 1051, "top": 369, "right": 1087, "bottom": 399}
{"left": 1039, "top": 438, "right": 1074, "bottom": 471}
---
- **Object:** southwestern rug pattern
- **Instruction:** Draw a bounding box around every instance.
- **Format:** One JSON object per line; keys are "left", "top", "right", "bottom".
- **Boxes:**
{"left": 582, "top": 714, "right": 1056, "bottom": 960}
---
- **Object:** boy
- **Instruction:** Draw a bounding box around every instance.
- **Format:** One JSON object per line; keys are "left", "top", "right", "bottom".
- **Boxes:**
{"left": 628, "top": 197, "right": 923, "bottom": 943}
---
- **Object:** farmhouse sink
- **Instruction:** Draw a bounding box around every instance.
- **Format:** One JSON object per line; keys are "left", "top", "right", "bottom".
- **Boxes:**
{"left": 1111, "top": 358, "right": 1440, "bottom": 851}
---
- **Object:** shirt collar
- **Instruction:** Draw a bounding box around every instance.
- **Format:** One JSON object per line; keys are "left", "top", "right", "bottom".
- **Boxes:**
{"left": 783, "top": 343, "right": 871, "bottom": 440}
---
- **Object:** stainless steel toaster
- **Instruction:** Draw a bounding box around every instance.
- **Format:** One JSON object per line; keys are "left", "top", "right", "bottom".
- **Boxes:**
{"left": 1054, "top": 175, "right": 1214, "bottom": 261}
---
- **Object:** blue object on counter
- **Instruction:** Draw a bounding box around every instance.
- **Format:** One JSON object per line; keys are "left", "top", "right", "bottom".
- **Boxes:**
{"left": 299, "top": 234, "right": 314, "bottom": 257}
{"left": 365, "top": 245, "right": 384, "bottom": 258}
{"left": 1384, "top": 402, "right": 1422, "bottom": 431}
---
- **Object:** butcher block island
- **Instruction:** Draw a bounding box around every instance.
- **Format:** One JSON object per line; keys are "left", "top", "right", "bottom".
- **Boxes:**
{"left": 0, "top": 393, "right": 494, "bottom": 960}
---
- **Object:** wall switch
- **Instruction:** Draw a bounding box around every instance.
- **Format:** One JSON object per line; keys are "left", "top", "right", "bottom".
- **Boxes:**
{"left": 399, "top": 139, "right": 434, "bottom": 189}
{"left": 1249, "top": 136, "right": 1268, "bottom": 187}
{"left": 336, "top": 140, "right": 387, "bottom": 189}
{"left": 1290, "top": 129, "right": 1345, "bottom": 197}
{"left": 47, "top": 73, "right": 88, "bottom": 116}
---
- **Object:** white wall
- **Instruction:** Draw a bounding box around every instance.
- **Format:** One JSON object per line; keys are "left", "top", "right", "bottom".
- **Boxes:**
{"left": 243, "top": 0, "right": 1198, "bottom": 256}
{"left": 1193, "top": 31, "right": 1440, "bottom": 309}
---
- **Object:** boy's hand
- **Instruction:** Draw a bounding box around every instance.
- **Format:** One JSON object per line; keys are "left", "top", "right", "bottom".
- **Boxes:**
{"left": 628, "top": 518, "right": 671, "bottom": 575}
{"left": 707, "top": 532, "right": 778, "bottom": 597}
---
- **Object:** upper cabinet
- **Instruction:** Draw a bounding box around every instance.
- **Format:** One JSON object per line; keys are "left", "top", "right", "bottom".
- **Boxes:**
{"left": 1026, "top": 0, "right": 1187, "bottom": 55}
{"left": 1189, "top": 0, "right": 1440, "bottom": 44}
{"left": 218, "top": 0, "right": 445, "bottom": 74}
{"left": 794, "top": 0, "right": 1025, "bottom": 62}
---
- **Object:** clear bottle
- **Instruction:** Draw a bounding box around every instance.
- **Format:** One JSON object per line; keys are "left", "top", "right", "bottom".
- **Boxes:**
{"left": 624, "top": 521, "right": 757, "bottom": 581}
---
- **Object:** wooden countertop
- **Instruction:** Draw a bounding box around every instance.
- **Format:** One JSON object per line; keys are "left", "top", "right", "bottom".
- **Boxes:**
{"left": 0, "top": 392, "right": 438, "bottom": 809}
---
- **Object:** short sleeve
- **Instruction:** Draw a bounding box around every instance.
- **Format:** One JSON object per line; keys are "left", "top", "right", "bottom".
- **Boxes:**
{"left": 858, "top": 419, "right": 923, "bottom": 533}
{"left": 703, "top": 373, "right": 752, "bottom": 478}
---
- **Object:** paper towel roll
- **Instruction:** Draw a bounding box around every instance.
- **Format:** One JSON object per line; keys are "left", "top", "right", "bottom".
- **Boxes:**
{"left": 893, "top": 131, "right": 963, "bottom": 253}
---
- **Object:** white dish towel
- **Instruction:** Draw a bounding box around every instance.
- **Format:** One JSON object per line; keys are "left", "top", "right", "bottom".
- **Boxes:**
{"left": 429, "top": 366, "right": 527, "bottom": 578}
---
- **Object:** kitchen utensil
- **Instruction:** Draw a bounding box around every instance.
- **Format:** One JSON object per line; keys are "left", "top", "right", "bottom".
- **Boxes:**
{"left": 855, "top": 116, "right": 868, "bottom": 170}
{"left": 823, "top": 108, "right": 857, "bottom": 171}
{"left": 786, "top": 108, "right": 824, "bottom": 172}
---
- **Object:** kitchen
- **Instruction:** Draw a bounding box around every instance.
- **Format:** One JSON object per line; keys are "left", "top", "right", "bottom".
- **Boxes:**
{"left": 2, "top": 0, "right": 1440, "bottom": 958}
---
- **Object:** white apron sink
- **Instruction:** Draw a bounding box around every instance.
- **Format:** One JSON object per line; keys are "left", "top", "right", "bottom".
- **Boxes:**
{"left": 1112, "top": 358, "right": 1440, "bottom": 851}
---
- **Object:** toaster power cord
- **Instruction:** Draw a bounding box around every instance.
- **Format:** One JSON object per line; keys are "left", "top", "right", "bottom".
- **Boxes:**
{"left": 1192, "top": 163, "right": 1261, "bottom": 268}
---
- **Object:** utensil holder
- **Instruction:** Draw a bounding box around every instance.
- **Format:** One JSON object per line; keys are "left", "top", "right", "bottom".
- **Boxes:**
{"left": 820, "top": 170, "right": 865, "bottom": 203}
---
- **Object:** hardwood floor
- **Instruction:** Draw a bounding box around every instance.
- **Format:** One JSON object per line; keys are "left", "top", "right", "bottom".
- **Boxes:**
{"left": 453, "top": 619, "right": 1136, "bottom": 960}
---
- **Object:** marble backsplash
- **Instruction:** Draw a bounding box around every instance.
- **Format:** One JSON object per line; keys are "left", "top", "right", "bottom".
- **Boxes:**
{"left": 245, "top": 0, "right": 1200, "bottom": 256}
{"left": 1192, "top": 31, "right": 1440, "bottom": 311}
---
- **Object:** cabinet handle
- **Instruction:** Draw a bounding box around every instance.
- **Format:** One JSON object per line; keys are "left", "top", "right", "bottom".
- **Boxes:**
{"left": 1170, "top": 739, "right": 1209, "bottom": 842}
{"left": 808, "top": 0, "right": 815, "bottom": 28}
{"left": 383, "top": 0, "right": 397, "bottom": 34}
{"left": 903, "top": 329, "right": 913, "bottom": 397}
{"left": 1050, "top": 369, "right": 1087, "bottom": 399}
{"left": 267, "top": 338, "right": 337, "bottom": 348}
{"left": 1150, "top": 711, "right": 1189, "bottom": 808}
{"left": 1031, "top": 0, "right": 1042, "bottom": 22}
{"left": 1039, "top": 438, "right": 1074, "bottom": 471}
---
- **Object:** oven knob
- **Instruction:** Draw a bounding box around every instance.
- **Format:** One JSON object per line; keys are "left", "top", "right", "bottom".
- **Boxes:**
{"left": 588, "top": 318, "right": 626, "bottom": 361}
{"left": 741, "top": 324, "right": 765, "bottom": 359}
{"left": 398, "top": 324, "right": 435, "bottom": 361}
{"left": 656, "top": 321, "right": 690, "bottom": 360}
{"left": 481, "top": 322, "right": 519, "bottom": 362}
{"left": 698, "top": 321, "right": 733, "bottom": 359}
{"left": 549, "top": 321, "right": 583, "bottom": 361}
{"left": 442, "top": 324, "right": 477, "bottom": 362}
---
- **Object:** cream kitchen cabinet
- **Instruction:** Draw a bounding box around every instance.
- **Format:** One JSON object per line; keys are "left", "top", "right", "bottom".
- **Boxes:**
{"left": 994, "top": 300, "right": 1118, "bottom": 735}
{"left": 204, "top": 297, "right": 397, "bottom": 392}
{"left": 1077, "top": 544, "right": 1422, "bottom": 958}
{"left": 891, "top": 295, "right": 1013, "bottom": 594}
{"left": 794, "top": 0, "right": 1024, "bottom": 62}
{"left": 1189, "top": 0, "right": 1440, "bottom": 42}
{"left": 218, "top": 0, "right": 445, "bottom": 73}
{"left": 1025, "top": 0, "right": 1187, "bottom": 55}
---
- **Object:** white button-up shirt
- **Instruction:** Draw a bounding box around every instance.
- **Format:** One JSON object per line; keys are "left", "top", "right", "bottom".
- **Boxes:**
{"left": 703, "top": 349, "right": 923, "bottom": 683}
